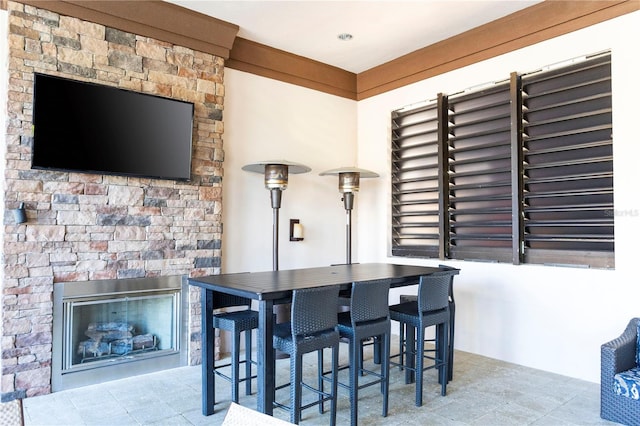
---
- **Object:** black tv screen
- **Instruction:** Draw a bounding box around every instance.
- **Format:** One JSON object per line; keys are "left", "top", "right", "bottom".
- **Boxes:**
{"left": 32, "top": 73, "right": 194, "bottom": 181}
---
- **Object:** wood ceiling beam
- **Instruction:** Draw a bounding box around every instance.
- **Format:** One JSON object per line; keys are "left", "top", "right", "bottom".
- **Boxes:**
{"left": 6, "top": 1, "right": 639, "bottom": 100}
{"left": 227, "top": 37, "right": 358, "bottom": 100}
{"left": 357, "top": 0, "right": 639, "bottom": 100}
{"left": 16, "top": 0, "right": 239, "bottom": 59}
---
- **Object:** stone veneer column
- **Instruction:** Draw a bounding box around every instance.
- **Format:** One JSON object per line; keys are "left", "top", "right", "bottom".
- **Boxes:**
{"left": 1, "top": 2, "right": 224, "bottom": 400}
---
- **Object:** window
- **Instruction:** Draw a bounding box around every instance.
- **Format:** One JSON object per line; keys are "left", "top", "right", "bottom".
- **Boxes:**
{"left": 391, "top": 52, "right": 613, "bottom": 268}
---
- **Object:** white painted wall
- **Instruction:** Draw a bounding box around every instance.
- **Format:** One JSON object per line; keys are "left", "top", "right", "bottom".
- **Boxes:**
{"left": 356, "top": 11, "right": 640, "bottom": 383}
{"left": 222, "top": 71, "right": 358, "bottom": 272}
{"left": 223, "top": 11, "right": 640, "bottom": 383}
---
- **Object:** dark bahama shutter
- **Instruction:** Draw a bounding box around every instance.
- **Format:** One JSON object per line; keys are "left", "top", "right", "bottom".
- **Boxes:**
{"left": 521, "top": 52, "right": 614, "bottom": 267}
{"left": 447, "top": 82, "right": 513, "bottom": 262}
{"left": 391, "top": 100, "right": 442, "bottom": 257}
{"left": 390, "top": 51, "right": 613, "bottom": 268}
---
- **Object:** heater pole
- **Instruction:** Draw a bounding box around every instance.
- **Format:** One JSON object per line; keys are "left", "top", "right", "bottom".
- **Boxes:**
{"left": 270, "top": 188, "right": 282, "bottom": 271}
{"left": 346, "top": 209, "right": 352, "bottom": 265}
{"left": 343, "top": 192, "right": 355, "bottom": 265}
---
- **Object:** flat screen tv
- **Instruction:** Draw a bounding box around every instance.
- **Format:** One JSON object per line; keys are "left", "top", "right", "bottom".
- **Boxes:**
{"left": 32, "top": 73, "right": 194, "bottom": 181}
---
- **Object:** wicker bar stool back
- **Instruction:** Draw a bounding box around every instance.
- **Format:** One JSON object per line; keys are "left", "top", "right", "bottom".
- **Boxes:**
{"left": 397, "top": 264, "right": 458, "bottom": 382}
{"left": 390, "top": 269, "right": 457, "bottom": 407}
{"left": 212, "top": 292, "right": 259, "bottom": 406}
{"left": 273, "top": 286, "right": 340, "bottom": 425}
{"left": 335, "top": 278, "right": 391, "bottom": 426}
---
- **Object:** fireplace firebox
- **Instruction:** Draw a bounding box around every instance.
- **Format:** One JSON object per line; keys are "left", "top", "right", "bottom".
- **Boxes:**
{"left": 52, "top": 276, "right": 188, "bottom": 391}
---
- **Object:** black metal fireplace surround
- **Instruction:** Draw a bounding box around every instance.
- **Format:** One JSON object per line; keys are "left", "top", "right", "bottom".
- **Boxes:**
{"left": 52, "top": 276, "right": 188, "bottom": 391}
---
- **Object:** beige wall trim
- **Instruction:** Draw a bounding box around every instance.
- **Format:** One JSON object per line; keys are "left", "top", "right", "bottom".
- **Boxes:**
{"left": 18, "top": 0, "right": 239, "bottom": 59}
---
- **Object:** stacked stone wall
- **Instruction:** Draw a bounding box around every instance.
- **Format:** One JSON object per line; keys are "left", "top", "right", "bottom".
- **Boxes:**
{"left": 1, "top": 2, "right": 223, "bottom": 400}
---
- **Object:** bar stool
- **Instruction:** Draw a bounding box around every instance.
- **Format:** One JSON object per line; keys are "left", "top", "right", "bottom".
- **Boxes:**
{"left": 389, "top": 269, "right": 458, "bottom": 406}
{"left": 212, "top": 293, "right": 258, "bottom": 405}
{"left": 273, "top": 286, "right": 340, "bottom": 425}
{"left": 335, "top": 278, "right": 391, "bottom": 426}
{"left": 397, "top": 264, "right": 458, "bottom": 382}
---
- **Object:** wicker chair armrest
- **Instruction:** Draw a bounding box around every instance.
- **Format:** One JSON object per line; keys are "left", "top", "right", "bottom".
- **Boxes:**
{"left": 601, "top": 318, "right": 639, "bottom": 380}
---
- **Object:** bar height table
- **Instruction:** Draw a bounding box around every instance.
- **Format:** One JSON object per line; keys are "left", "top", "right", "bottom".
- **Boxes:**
{"left": 188, "top": 262, "right": 444, "bottom": 416}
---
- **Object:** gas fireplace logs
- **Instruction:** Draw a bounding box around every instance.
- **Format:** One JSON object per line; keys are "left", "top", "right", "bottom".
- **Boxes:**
{"left": 77, "top": 322, "right": 157, "bottom": 360}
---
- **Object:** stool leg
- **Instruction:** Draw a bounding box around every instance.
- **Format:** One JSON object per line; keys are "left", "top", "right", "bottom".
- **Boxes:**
{"left": 318, "top": 349, "right": 324, "bottom": 414}
{"left": 399, "top": 321, "right": 405, "bottom": 370}
{"left": 231, "top": 326, "right": 240, "bottom": 403}
{"left": 373, "top": 336, "right": 381, "bottom": 364}
{"left": 350, "top": 337, "right": 360, "bottom": 426}
{"left": 405, "top": 325, "right": 416, "bottom": 384}
{"left": 440, "top": 322, "right": 449, "bottom": 396}
{"left": 415, "top": 325, "right": 425, "bottom": 407}
{"left": 292, "top": 355, "right": 303, "bottom": 424}
{"left": 382, "top": 332, "right": 390, "bottom": 417}
{"left": 330, "top": 344, "right": 338, "bottom": 426}
{"left": 245, "top": 328, "right": 252, "bottom": 396}
{"left": 449, "top": 302, "right": 455, "bottom": 382}
{"left": 436, "top": 324, "right": 443, "bottom": 386}
{"left": 359, "top": 341, "right": 365, "bottom": 375}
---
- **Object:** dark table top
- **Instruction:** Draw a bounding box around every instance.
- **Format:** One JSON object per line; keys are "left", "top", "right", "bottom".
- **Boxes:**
{"left": 188, "top": 263, "right": 443, "bottom": 301}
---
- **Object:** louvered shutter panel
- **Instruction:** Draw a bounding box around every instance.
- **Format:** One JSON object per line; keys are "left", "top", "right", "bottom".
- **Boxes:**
{"left": 389, "top": 51, "right": 614, "bottom": 268}
{"left": 448, "top": 82, "right": 513, "bottom": 262}
{"left": 391, "top": 100, "right": 442, "bottom": 257}
{"left": 521, "top": 52, "right": 614, "bottom": 267}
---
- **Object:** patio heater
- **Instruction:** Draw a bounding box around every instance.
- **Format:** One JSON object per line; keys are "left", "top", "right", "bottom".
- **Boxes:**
{"left": 320, "top": 167, "right": 379, "bottom": 264}
{"left": 242, "top": 160, "right": 311, "bottom": 271}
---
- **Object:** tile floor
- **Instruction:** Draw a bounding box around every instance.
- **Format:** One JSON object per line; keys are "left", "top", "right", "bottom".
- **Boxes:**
{"left": 22, "top": 338, "right": 618, "bottom": 425}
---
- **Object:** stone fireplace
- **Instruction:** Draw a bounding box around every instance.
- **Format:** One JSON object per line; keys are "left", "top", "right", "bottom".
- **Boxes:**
{"left": 1, "top": 2, "right": 230, "bottom": 401}
{"left": 52, "top": 275, "right": 188, "bottom": 391}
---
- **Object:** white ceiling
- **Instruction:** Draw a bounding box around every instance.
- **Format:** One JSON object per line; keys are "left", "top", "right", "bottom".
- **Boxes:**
{"left": 169, "top": 0, "right": 543, "bottom": 73}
